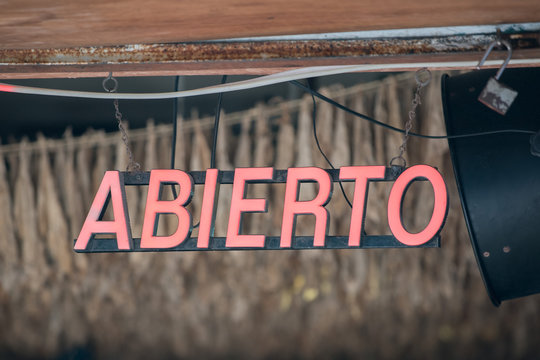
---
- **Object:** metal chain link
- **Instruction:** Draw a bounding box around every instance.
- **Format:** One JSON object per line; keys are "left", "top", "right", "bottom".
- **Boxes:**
{"left": 103, "top": 72, "right": 141, "bottom": 172}
{"left": 390, "top": 68, "right": 431, "bottom": 168}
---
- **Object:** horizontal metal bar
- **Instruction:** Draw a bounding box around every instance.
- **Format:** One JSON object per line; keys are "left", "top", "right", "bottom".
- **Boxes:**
{"left": 75, "top": 235, "right": 440, "bottom": 253}
{"left": 2, "top": 34, "right": 538, "bottom": 66}
{"left": 122, "top": 167, "right": 414, "bottom": 186}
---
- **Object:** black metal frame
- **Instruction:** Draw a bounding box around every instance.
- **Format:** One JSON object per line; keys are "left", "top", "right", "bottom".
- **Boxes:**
{"left": 74, "top": 168, "right": 441, "bottom": 253}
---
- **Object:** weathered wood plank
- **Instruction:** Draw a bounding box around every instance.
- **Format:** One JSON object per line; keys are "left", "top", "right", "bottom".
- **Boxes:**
{"left": 1, "top": 0, "right": 539, "bottom": 50}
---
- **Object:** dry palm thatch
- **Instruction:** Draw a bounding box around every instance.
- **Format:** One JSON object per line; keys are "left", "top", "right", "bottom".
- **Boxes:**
{"left": 0, "top": 144, "right": 18, "bottom": 277}
{"left": 272, "top": 99, "right": 295, "bottom": 235}
{"left": 36, "top": 134, "right": 72, "bottom": 276}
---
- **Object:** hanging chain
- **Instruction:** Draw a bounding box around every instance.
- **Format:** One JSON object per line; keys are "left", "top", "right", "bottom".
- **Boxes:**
{"left": 103, "top": 72, "right": 141, "bottom": 172}
{"left": 390, "top": 68, "right": 431, "bottom": 168}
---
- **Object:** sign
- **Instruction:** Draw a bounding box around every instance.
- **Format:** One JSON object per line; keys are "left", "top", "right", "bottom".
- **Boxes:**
{"left": 74, "top": 166, "right": 448, "bottom": 252}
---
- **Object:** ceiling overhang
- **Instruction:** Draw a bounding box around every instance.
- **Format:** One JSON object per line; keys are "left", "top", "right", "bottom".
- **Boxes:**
{"left": 1, "top": 0, "right": 539, "bottom": 78}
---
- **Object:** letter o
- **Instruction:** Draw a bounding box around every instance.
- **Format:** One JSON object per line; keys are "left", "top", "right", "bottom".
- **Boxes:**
{"left": 387, "top": 165, "right": 448, "bottom": 246}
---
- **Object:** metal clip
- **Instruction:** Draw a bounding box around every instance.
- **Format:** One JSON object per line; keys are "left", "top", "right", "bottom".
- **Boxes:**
{"left": 476, "top": 38, "right": 518, "bottom": 115}
{"left": 102, "top": 72, "right": 118, "bottom": 93}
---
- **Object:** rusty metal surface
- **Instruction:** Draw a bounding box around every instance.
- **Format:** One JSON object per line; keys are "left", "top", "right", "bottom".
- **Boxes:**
{"left": 0, "top": 32, "right": 539, "bottom": 78}
{"left": 2, "top": 34, "right": 539, "bottom": 65}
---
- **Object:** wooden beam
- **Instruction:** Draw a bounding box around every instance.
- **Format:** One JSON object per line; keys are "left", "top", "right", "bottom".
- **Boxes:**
{"left": 1, "top": 0, "right": 539, "bottom": 50}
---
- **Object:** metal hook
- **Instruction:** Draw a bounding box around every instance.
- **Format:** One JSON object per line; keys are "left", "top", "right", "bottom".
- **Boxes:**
{"left": 102, "top": 72, "right": 118, "bottom": 93}
{"left": 476, "top": 38, "right": 513, "bottom": 81}
{"left": 389, "top": 155, "right": 406, "bottom": 169}
{"left": 415, "top": 68, "right": 431, "bottom": 87}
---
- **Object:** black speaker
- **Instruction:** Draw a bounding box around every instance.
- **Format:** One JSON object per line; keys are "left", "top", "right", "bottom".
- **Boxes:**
{"left": 442, "top": 68, "right": 540, "bottom": 305}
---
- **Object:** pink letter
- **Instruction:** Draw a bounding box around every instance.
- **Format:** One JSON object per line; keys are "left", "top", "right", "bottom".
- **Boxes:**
{"left": 198, "top": 169, "right": 219, "bottom": 248}
{"left": 280, "top": 167, "right": 332, "bottom": 247}
{"left": 387, "top": 165, "right": 448, "bottom": 246}
{"left": 226, "top": 167, "right": 274, "bottom": 247}
{"left": 74, "top": 171, "right": 132, "bottom": 250}
{"left": 141, "top": 170, "right": 193, "bottom": 248}
{"left": 339, "top": 166, "right": 386, "bottom": 246}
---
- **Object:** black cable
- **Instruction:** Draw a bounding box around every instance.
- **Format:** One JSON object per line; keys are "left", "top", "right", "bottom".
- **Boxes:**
{"left": 210, "top": 75, "right": 228, "bottom": 168}
{"left": 193, "top": 75, "right": 228, "bottom": 229}
{"left": 306, "top": 79, "right": 353, "bottom": 209}
{"left": 290, "top": 80, "right": 535, "bottom": 139}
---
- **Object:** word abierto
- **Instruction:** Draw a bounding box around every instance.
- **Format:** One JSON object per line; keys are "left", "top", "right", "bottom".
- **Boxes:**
{"left": 74, "top": 166, "right": 448, "bottom": 252}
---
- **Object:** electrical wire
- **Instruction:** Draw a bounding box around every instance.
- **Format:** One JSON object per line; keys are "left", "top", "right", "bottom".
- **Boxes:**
{"left": 192, "top": 75, "right": 228, "bottom": 229}
{"left": 1, "top": 59, "right": 539, "bottom": 100}
{"left": 1, "top": 59, "right": 536, "bottom": 139}
{"left": 210, "top": 75, "right": 228, "bottom": 168}
{"left": 1, "top": 63, "right": 532, "bottom": 140}
{"left": 306, "top": 79, "right": 353, "bottom": 208}
{"left": 290, "top": 80, "right": 536, "bottom": 139}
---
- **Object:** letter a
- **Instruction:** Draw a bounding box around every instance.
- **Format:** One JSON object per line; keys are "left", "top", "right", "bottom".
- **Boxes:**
{"left": 74, "top": 171, "right": 132, "bottom": 250}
